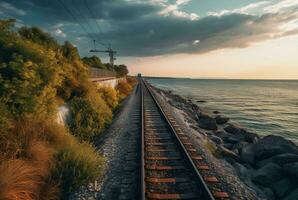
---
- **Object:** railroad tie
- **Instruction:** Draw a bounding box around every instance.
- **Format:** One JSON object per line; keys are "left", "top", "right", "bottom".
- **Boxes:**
{"left": 147, "top": 192, "right": 199, "bottom": 200}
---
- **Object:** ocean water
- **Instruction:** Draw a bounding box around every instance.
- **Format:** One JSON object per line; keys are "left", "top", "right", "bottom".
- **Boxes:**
{"left": 147, "top": 78, "right": 298, "bottom": 144}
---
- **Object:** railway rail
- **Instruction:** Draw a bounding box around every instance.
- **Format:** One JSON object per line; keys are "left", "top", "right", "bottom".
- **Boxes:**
{"left": 140, "top": 78, "right": 229, "bottom": 200}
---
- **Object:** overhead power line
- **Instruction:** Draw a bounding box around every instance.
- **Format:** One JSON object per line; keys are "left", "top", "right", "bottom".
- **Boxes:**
{"left": 83, "top": 0, "right": 106, "bottom": 47}
{"left": 57, "top": 0, "right": 95, "bottom": 42}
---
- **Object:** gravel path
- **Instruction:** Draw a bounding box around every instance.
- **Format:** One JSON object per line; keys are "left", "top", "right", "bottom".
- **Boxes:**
{"left": 70, "top": 84, "right": 141, "bottom": 200}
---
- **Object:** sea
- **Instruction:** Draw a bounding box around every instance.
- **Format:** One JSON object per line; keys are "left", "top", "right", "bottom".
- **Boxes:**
{"left": 147, "top": 78, "right": 298, "bottom": 144}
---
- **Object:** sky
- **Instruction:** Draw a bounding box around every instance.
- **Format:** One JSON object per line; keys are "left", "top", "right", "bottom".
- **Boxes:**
{"left": 0, "top": 0, "right": 298, "bottom": 79}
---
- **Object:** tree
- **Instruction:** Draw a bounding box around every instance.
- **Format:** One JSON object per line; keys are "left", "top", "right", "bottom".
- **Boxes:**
{"left": 18, "top": 26, "right": 59, "bottom": 49}
{"left": 82, "top": 56, "right": 106, "bottom": 69}
{"left": 114, "top": 64, "right": 128, "bottom": 77}
{"left": 61, "top": 41, "right": 80, "bottom": 60}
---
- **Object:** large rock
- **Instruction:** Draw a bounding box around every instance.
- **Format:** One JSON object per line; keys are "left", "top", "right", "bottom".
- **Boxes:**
{"left": 240, "top": 144, "right": 255, "bottom": 165}
{"left": 255, "top": 146, "right": 289, "bottom": 162}
{"left": 215, "top": 115, "right": 229, "bottom": 125}
{"left": 217, "top": 145, "right": 240, "bottom": 162}
{"left": 224, "top": 124, "right": 241, "bottom": 134}
{"left": 257, "top": 153, "right": 298, "bottom": 168}
{"left": 252, "top": 135, "right": 298, "bottom": 165}
{"left": 210, "top": 135, "right": 223, "bottom": 144}
{"left": 283, "top": 162, "right": 298, "bottom": 179}
{"left": 263, "top": 188, "right": 275, "bottom": 200}
{"left": 224, "top": 124, "right": 259, "bottom": 143}
{"left": 282, "top": 188, "right": 298, "bottom": 200}
{"left": 252, "top": 163, "right": 282, "bottom": 186}
{"left": 233, "top": 163, "right": 252, "bottom": 179}
{"left": 198, "top": 113, "right": 218, "bottom": 130}
{"left": 214, "top": 130, "right": 232, "bottom": 140}
{"left": 270, "top": 179, "right": 296, "bottom": 199}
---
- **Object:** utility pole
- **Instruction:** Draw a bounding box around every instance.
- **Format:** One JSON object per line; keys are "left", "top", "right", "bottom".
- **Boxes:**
{"left": 90, "top": 41, "right": 117, "bottom": 67}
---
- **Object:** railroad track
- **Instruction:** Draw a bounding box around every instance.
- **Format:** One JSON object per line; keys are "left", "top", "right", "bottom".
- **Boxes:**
{"left": 140, "top": 79, "right": 229, "bottom": 200}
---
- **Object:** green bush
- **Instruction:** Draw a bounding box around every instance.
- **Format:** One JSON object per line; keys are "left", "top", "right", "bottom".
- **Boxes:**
{"left": 116, "top": 80, "right": 133, "bottom": 100}
{"left": 98, "top": 86, "right": 119, "bottom": 109}
{"left": 69, "top": 93, "right": 112, "bottom": 141}
{"left": 53, "top": 140, "right": 105, "bottom": 199}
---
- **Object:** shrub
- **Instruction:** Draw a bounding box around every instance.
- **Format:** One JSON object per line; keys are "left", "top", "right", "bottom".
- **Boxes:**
{"left": 116, "top": 80, "right": 133, "bottom": 100}
{"left": 98, "top": 86, "right": 119, "bottom": 109}
{"left": 69, "top": 94, "right": 112, "bottom": 141}
{"left": 126, "top": 76, "right": 137, "bottom": 86}
{"left": 53, "top": 141, "right": 105, "bottom": 199}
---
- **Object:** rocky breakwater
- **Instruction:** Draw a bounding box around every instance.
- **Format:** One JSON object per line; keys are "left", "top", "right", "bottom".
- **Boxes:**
{"left": 153, "top": 87, "right": 298, "bottom": 200}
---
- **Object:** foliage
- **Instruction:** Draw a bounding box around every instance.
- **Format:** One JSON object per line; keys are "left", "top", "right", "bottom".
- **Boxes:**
{"left": 53, "top": 141, "right": 105, "bottom": 199}
{"left": 82, "top": 56, "right": 106, "bottom": 69}
{"left": 0, "top": 20, "right": 62, "bottom": 120}
{"left": 127, "top": 76, "right": 137, "bottom": 86}
{"left": 68, "top": 90, "right": 112, "bottom": 141}
{"left": 116, "top": 80, "right": 133, "bottom": 100}
{"left": 114, "top": 64, "right": 128, "bottom": 77}
{"left": 0, "top": 19, "right": 131, "bottom": 199}
{"left": 61, "top": 41, "right": 80, "bottom": 61}
{"left": 98, "top": 86, "right": 119, "bottom": 109}
{"left": 18, "top": 26, "right": 59, "bottom": 50}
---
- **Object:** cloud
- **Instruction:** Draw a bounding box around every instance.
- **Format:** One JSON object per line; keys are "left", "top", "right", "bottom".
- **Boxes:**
{"left": 208, "top": 1, "right": 270, "bottom": 16}
{"left": 3, "top": 0, "right": 298, "bottom": 57}
{"left": 0, "top": 1, "right": 26, "bottom": 15}
{"left": 264, "top": 0, "right": 298, "bottom": 13}
{"left": 52, "top": 29, "right": 67, "bottom": 38}
{"left": 158, "top": 0, "right": 199, "bottom": 20}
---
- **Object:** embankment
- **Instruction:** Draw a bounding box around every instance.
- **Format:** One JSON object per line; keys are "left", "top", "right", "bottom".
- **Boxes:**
{"left": 150, "top": 84, "right": 298, "bottom": 200}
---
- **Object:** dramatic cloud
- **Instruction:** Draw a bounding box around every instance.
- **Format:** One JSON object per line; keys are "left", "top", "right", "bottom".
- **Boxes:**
{"left": 0, "top": 1, "right": 26, "bottom": 16}
{"left": 1, "top": 0, "right": 298, "bottom": 57}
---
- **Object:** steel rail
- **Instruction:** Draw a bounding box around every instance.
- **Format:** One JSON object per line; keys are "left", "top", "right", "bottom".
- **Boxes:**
{"left": 141, "top": 78, "right": 216, "bottom": 200}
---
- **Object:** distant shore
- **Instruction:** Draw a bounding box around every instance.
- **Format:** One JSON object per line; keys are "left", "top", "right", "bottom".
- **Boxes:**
{"left": 151, "top": 84, "right": 298, "bottom": 200}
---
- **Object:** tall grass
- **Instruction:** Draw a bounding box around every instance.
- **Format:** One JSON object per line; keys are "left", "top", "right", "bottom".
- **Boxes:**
{"left": 116, "top": 80, "right": 133, "bottom": 100}
{"left": 53, "top": 141, "right": 105, "bottom": 198}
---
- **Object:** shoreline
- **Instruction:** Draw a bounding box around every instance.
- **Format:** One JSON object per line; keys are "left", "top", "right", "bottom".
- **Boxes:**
{"left": 150, "top": 83, "right": 298, "bottom": 200}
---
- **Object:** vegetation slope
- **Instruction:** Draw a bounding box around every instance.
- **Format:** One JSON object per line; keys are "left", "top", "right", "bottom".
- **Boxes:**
{"left": 0, "top": 19, "right": 136, "bottom": 199}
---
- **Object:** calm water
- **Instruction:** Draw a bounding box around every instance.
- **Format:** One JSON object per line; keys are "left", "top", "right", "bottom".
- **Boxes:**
{"left": 147, "top": 78, "right": 298, "bottom": 144}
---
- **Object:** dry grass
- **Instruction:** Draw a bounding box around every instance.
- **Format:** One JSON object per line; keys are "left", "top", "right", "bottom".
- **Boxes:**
{"left": 0, "top": 158, "right": 58, "bottom": 200}
{"left": 116, "top": 80, "right": 133, "bottom": 100}
{"left": 0, "top": 120, "right": 59, "bottom": 200}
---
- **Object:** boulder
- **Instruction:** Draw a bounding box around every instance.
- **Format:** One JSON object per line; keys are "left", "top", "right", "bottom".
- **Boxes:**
{"left": 223, "top": 143, "right": 234, "bottom": 150}
{"left": 223, "top": 125, "right": 259, "bottom": 143}
{"left": 216, "top": 145, "right": 240, "bottom": 161}
{"left": 254, "top": 135, "right": 298, "bottom": 156}
{"left": 233, "top": 163, "right": 252, "bottom": 179}
{"left": 240, "top": 144, "right": 255, "bottom": 165}
{"left": 224, "top": 124, "right": 241, "bottom": 134}
{"left": 257, "top": 153, "right": 298, "bottom": 168}
{"left": 263, "top": 188, "right": 275, "bottom": 200}
{"left": 210, "top": 135, "right": 223, "bottom": 144}
{"left": 283, "top": 162, "right": 298, "bottom": 179}
{"left": 225, "top": 135, "right": 242, "bottom": 144}
{"left": 252, "top": 163, "right": 282, "bottom": 186}
{"left": 214, "top": 130, "right": 232, "bottom": 140}
{"left": 198, "top": 113, "right": 218, "bottom": 130}
{"left": 270, "top": 179, "right": 296, "bottom": 199}
{"left": 255, "top": 146, "right": 288, "bottom": 162}
{"left": 282, "top": 188, "right": 298, "bottom": 200}
{"left": 233, "top": 141, "right": 249, "bottom": 151}
{"left": 215, "top": 115, "right": 229, "bottom": 125}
